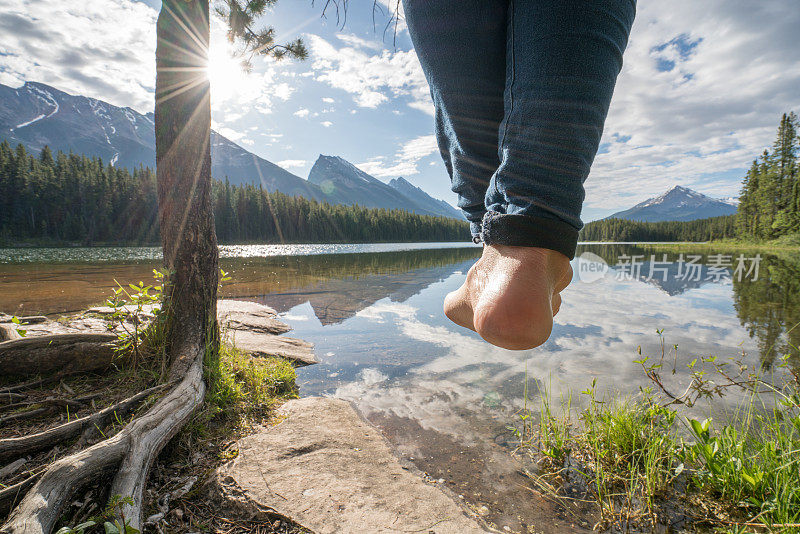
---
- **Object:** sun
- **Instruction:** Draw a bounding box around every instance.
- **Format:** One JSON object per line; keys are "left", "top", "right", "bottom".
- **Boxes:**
{"left": 206, "top": 39, "right": 247, "bottom": 103}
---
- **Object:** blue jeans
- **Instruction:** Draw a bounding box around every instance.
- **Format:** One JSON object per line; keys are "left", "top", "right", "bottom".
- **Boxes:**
{"left": 404, "top": 0, "right": 635, "bottom": 259}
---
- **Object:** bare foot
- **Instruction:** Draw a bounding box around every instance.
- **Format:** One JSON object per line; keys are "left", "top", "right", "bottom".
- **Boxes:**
{"left": 444, "top": 244, "right": 573, "bottom": 350}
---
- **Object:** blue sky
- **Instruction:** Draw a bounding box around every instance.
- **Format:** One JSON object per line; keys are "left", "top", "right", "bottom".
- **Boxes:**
{"left": 0, "top": 0, "right": 798, "bottom": 221}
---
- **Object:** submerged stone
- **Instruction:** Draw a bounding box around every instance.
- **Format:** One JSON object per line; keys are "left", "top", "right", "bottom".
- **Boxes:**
{"left": 212, "top": 397, "right": 487, "bottom": 534}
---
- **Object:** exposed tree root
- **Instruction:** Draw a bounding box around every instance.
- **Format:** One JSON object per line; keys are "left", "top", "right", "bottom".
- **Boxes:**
{"left": 0, "top": 393, "right": 105, "bottom": 426}
{"left": 0, "top": 393, "right": 26, "bottom": 404}
{"left": 0, "top": 408, "right": 52, "bottom": 426}
{"left": 0, "top": 384, "right": 170, "bottom": 464}
{"left": 0, "top": 470, "right": 44, "bottom": 518}
{"left": 1, "top": 344, "right": 205, "bottom": 534}
{"left": 0, "top": 334, "right": 120, "bottom": 378}
{"left": 0, "top": 373, "right": 79, "bottom": 397}
{"left": 0, "top": 393, "right": 100, "bottom": 415}
{"left": 110, "top": 340, "right": 206, "bottom": 530}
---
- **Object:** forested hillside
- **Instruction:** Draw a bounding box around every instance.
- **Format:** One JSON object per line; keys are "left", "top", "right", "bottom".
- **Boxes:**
{"left": 0, "top": 142, "right": 470, "bottom": 245}
{"left": 579, "top": 215, "right": 736, "bottom": 242}
{"left": 736, "top": 112, "right": 800, "bottom": 239}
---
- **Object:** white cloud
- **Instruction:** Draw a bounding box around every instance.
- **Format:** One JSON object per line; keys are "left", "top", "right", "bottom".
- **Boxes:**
{"left": 293, "top": 108, "right": 310, "bottom": 117}
{"left": 0, "top": 0, "right": 157, "bottom": 112}
{"left": 277, "top": 159, "right": 307, "bottom": 169}
{"left": 307, "top": 34, "right": 432, "bottom": 113}
{"left": 584, "top": 0, "right": 800, "bottom": 213}
{"left": 336, "top": 33, "right": 382, "bottom": 51}
{"left": 273, "top": 82, "right": 294, "bottom": 101}
{"left": 321, "top": 121, "right": 333, "bottom": 127}
{"left": 357, "top": 135, "right": 437, "bottom": 177}
{"left": 322, "top": 97, "right": 335, "bottom": 103}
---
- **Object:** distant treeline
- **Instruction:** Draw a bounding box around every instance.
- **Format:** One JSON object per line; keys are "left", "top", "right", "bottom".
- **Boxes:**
{"left": 0, "top": 142, "right": 470, "bottom": 245}
{"left": 579, "top": 215, "right": 736, "bottom": 242}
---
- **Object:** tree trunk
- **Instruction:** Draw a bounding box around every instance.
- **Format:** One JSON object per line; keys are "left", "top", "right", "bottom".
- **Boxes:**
{"left": 0, "top": 2, "right": 220, "bottom": 532}
{"left": 155, "top": 0, "right": 220, "bottom": 374}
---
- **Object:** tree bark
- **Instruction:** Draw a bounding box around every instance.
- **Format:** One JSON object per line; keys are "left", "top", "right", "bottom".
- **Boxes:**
{"left": 155, "top": 0, "right": 219, "bottom": 371}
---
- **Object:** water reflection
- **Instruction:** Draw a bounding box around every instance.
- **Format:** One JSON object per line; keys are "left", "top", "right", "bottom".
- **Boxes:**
{"left": 0, "top": 246, "right": 481, "bottom": 316}
{"left": 272, "top": 245, "right": 799, "bottom": 531}
{"left": 577, "top": 244, "right": 800, "bottom": 366}
{"left": 2, "top": 243, "right": 799, "bottom": 532}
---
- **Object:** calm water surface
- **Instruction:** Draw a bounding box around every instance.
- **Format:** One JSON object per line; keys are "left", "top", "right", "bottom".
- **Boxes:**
{"left": 2, "top": 242, "right": 798, "bottom": 532}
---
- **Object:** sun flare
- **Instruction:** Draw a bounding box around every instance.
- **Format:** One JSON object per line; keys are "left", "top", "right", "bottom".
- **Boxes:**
{"left": 206, "top": 40, "right": 247, "bottom": 102}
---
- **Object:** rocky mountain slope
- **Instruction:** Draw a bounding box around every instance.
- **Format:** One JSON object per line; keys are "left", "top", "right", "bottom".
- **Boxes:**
{"left": 609, "top": 185, "right": 737, "bottom": 222}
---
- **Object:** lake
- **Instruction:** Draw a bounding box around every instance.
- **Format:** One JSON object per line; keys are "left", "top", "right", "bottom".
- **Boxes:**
{"left": 2, "top": 242, "right": 798, "bottom": 532}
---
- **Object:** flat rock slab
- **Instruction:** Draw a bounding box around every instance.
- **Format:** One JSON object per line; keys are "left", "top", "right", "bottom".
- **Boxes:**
{"left": 217, "top": 299, "right": 279, "bottom": 317}
{"left": 225, "top": 330, "right": 317, "bottom": 366}
{"left": 214, "top": 397, "right": 487, "bottom": 534}
{"left": 217, "top": 299, "right": 290, "bottom": 335}
{"left": 86, "top": 304, "right": 159, "bottom": 318}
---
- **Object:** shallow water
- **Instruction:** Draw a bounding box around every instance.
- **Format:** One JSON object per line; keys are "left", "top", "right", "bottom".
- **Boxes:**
{"left": 2, "top": 242, "right": 798, "bottom": 532}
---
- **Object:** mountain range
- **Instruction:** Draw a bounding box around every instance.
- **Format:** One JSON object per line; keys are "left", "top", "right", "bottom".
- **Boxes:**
{"left": 608, "top": 185, "right": 738, "bottom": 222}
{"left": 0, "top": 81, "right": 460, "bottom": 219}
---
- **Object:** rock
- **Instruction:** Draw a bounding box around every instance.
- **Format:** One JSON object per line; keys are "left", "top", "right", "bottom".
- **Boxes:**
{"left": 86, "top": 304, "right": 159, "bottom": 318}
{"left": 217, "top": 299, "right": 290, "bottom": 335}
{"left": 0, "top": 323, "right": 21, "bottom": 341}
{"left": 0, "top": 315, "right": 48, "bottom": 324}
{"left": 212, "top": 397, "right": 487, "bottom": 534}
{"left": 144, "top": 512, "right": 164, "bottom": 525}
{"left": 217, "top": 299, "right": 278, "bottom": 318}
{"left": 226, "top": 330, "right": 317, "bottom": 366}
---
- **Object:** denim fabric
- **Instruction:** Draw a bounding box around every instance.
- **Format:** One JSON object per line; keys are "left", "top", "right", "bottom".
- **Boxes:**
{"left": 404, "top": 0, "right": 635, "bottom": 259}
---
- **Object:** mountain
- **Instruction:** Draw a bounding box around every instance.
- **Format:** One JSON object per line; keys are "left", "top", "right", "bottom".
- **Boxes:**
{"left": 0, "top": 81, "right": 462, "bottom": 219}
{"left": 608, "top": 186, "right": 738, "bottom": 222}
{"left": 0, "top": 81, "right": 154, "bottom": 170}
{"left": 308, "top": 155, "right": 458, "bottom": 218}
{"left": 208, "top": 131, "right": 323, "bottom": 198}
{"left": 0, "top": 81, "right": 319, "bottom": 196}
{"left": 389, "top": 177, "right": 462, "bottom": 219}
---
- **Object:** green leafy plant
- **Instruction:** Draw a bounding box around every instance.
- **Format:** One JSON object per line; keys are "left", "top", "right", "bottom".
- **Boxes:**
{"left": 104, "top": 270, "right": 167, "bottom": 371}
{"left": 55, "top": 495, "right": 139, "bottom": 534}
{"left": 10, "top": 315, "right": 27, "bottom": 337}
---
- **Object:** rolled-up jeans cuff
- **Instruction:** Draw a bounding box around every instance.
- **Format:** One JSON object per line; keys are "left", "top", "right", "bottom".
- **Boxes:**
{"left": 479, "top": 210, "right": 579, "bottom": 260}
{"left": 469, "top": 220, "right": 483, "bottom": 243}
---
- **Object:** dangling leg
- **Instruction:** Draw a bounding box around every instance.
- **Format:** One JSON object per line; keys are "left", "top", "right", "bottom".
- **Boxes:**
{"left": 445, "top": 0, "right": 636, "bottom": 349}
{"left": 403, "top": 0, "right": 508, "bottom": 237}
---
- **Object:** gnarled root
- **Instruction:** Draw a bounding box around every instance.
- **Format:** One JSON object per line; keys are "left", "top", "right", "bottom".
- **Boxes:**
{"left": 0, "top": 344, "right": 205, "bottom": 534}
{"left": 0, "top": 334, "right": 120, "bottom": 378}
{"left": 0, "top": 383, "right": 171, "bottom": 464}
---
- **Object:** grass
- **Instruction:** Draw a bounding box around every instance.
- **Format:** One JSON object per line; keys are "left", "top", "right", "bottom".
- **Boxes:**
{"left": 183, "top": 341, "right": 298, "bottom": 447}
{"left": 512, "top": 341, "right": 800, "bottom": 532}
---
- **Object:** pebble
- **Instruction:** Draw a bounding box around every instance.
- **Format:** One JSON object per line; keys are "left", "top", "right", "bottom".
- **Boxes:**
{"left": 144, "top": 512, "right": 164, "bottom": 525}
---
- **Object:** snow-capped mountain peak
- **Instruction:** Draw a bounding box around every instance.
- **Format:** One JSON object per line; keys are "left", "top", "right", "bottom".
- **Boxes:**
{"left": 609, "top": 186, "right": 738, "bottom": 222}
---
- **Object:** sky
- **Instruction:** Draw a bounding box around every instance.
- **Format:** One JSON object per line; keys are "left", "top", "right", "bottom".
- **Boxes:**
{"left": 0, "top": 0, "right": 798, "bottom": 221}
